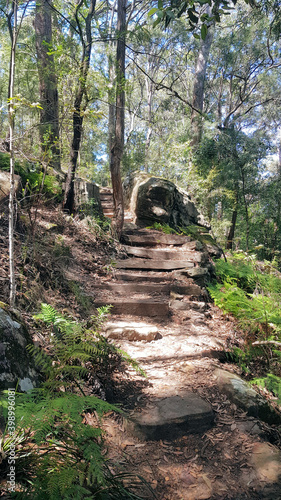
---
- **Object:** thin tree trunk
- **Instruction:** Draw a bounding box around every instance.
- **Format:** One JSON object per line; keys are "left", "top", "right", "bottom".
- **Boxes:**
{"left": 107, "top": 1, "right": 117, "bottom": 156}
{"left": 110, "top": 0, "right": 126, "bottom": 238}
{"left": 190, "top": 7, "right": 213, "bottom": 147}
{"left": 34, "top": 0, "right": 61, "bottom": 172}
{"left": 108, "top": 51, "right": 116, "bottom": 154}
{"left": 8, "top": 1, "right": 17, "bottom": 308}
{"left": 226, "top": 192, "right": 238, "bottom": 250}
{"left": 63, "top": 0, "right": 96, "bottom": 213}
{"left": 144, "top": 76, "right": 153, "bottom": 172}
{"left": 240, "top": 165, "right": 250, "bottom": 251}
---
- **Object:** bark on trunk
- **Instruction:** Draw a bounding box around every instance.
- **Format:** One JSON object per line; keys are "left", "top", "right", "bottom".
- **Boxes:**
{"left": 226, "top": 199, "right": 238, "bottom": 250}
{"left": 8, "top": 1, "right": 17, "bottom": 308}
{"left": 110, "top": 0, "right": 126, "bottom": 238}
{"left": 190, "top": 8, "right": 213, "bottom": 147}
{"left": 34, "top": 0, "right": 61, "bottom": 172}
{"left": 63, "top": 0, "right": 96, "bottom": 213}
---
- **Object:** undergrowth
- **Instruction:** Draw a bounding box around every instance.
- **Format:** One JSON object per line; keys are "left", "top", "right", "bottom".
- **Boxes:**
{"left": 209, "top": 253, "right": 281, "bottom": 403}
{"left": 0, "top": 305, "right": 149, "bottom": 499}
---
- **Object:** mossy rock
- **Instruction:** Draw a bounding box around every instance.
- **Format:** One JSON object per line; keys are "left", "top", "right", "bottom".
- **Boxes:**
{"left": 181, "top": 225, "right": 222, "bottom": 258}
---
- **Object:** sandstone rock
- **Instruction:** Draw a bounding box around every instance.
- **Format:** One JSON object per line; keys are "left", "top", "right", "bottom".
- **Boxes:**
{"left": 0, "top": 170, "right": 20, "bottom": 203}
{"left": 73, "top": 178, "right": 102, "bottom": 216}
{"left": 215, "top": 368, "right": 281, "bottom": 425}
{"left": 123, "top": 173, "right": 210, "bottom": 228}
{"left": 250, "top": 442, "right": 281, "bottom": 483}
{"left": 131, "top": 393, "right": 214, "bottom": 440}
{"left": 105, "top": 321, "right": 161, "bottom": 342}
{"left": 0, "top": 308, "right": 40, "bottom": 391}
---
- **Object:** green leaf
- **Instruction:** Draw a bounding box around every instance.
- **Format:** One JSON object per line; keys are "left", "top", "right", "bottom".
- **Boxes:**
{"left": 158, "top": 0, "right": 163, "bottom": 8}
{"left": 148, "top": 7, "right": 158, "bottom": 17}
{"left": 201, "top": 23, "right": 208, "bottom": 40}
{"left": 188, "top": 9, "right": 199, "bottom": 24}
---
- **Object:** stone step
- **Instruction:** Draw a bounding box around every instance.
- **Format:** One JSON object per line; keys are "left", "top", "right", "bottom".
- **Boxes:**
{"left": 121, "top": 232, "right": 191, "bottom": 247}
{"left": 101, "top": 200, "right": 114, "bottom": 207}
{"left": 122, "top": 245, "right": 203, "bottom": 263}
{"left": 95, "top": 282, "right": 202, "bottom": 297}
{"left": 94, "top": 283, "right": 171, "bottom": 294}
{"left": 100, "top": 191, "right": 113, "bottom": 197}
{"left": 100, "top": 188, "right": 113, "bottom": 194}
{"left": 104, "top": 320, "right": 161, "bottom": 342}
{"left": 114, "top": 271, "right": 174, "bottom": 283}
{"left": 131, "top": 393, "right": 214, "bottom": 440}
{"left": 103, "top": 208, "right": 114, "bottom": 214}
{"left": 94, "top": 298, "right": 169, "bottom": 317}
{"left": 115, "top": 258, "right": 195, "bottom": 271}
{"left": 170, "top": 300, "right": 208, "bottom": 312}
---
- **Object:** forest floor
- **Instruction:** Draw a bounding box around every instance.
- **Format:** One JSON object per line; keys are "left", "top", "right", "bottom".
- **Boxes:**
{"left": 1, "top": 203, "right": 281, "bottom": 499}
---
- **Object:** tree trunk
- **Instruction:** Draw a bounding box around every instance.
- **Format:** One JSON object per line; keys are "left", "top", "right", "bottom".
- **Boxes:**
{"left": 110, "top": 0, "right": 126, "bottom": 238}
{"left": 8, "top": 0, "right": 17, "bottom": 308}
{"left": 190, "top": 7, "right": 213, "bottom": 147}
{"left": 145, "top": 75, "right": 153, "bottom": 172}
{"left": 34, "top": 0, "right": 61, "bottom": 172}
{"left": 63, "top": 0, "right": 96, "bottom": 213}
{"left": 226, "top": 193, "right": 238, "bottom": 250}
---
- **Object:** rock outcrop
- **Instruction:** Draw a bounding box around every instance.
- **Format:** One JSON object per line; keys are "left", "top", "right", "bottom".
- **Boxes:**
{"left": 0, "top": 171, "right": 20, "bottom": 204}
{"left": 0, "top": 307, "right": 40, "bottom": 391}
{"left": 74, "top": 178, "right": 102, "bottom": 216}
{"left": 123, "top": 172, "right": 209, "bottom": 229}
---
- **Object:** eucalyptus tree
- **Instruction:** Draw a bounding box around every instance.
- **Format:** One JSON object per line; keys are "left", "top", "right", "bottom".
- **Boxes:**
{"left": 108, "top": 0, "right": 127, "bottom": 235}
{"left": 34, "top": 0, "right": 61, "bottom": 172}
{"left": 63, "top": 0, "right": 96, "bottom": 213}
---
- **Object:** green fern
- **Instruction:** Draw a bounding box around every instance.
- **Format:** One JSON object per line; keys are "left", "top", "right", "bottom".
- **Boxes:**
{"left": 32, "top": 303, "right": 144, "bottom": 395}
{"left": 210, "top": 253, "right": 281, "bottom": 396}
{"left": 250, "top": 374, "right": 281, "bottom": 404}
{"left": 0, "top": 304, "right": 149, "bottom": 498}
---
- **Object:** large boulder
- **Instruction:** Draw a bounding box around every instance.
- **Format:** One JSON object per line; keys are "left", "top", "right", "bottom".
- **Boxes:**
{"left": 0, "top": 307, "right": 40, "bottom": 392}
{"left": 73, "top": 178, "right": 103, "bottom": 216}
{"left": 123, "top": 173, "right": 210, "bottom": 229}
{"left": 0, "top": 171, "right": 20, "bottom": 204}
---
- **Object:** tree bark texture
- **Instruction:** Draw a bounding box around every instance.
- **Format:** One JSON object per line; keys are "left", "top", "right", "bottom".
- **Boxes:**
{"left": 226, "top": 192, "right": 238, "bottom": 250}
{"left": 8, "top": 0, "right": 17, "bottom": 308}
{"left": 34, "top": 0, "right": 61, "bottom": 171}
{"left": 63, "top": 0, "right": 96, "bottom": 213}
{"left": 190, "top": 8, "right": 213, "bottom": 147}
{"left": 110, "top": 0, "right": 126, "bottom": 238}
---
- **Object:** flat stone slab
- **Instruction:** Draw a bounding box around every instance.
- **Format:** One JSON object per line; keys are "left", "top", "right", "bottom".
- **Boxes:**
{"left": 94, "top": 299, "right": 169, "bottom": 317}
{"left": 115, "top": 272, "right": 173, "bottom": 283}
{"left": 171, "top": 283, "right": 202, "bottom": 296}
{"left": 94, "top": 283, "right": 170, "bottom": 295}
{"left": 132, "top": 393, "right": 214, "bottom": 440}
{"left": 115, "top": 258, "right": 195, "bottom": 270}
{"left": 122, "top": 245, "right": 203, "bottom": 263}
{"left": 121, "top": 232, "right": 191, "bottom": 246}
{"left": 170, "top": 300, "right": 208, "bottom": 312}
{"left": 215, "top": 369, "right": 281, "bottom": 425}
{"left": 105, "top": 321, "right": 161, "bottom": 342}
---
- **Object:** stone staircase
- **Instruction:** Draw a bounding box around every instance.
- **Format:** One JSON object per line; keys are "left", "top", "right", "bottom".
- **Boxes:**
{"left": 93, "top": 227, "right": 210, "bottom": 319}
{"left": 100, "top": 187, "right": 114, "bottom": 219}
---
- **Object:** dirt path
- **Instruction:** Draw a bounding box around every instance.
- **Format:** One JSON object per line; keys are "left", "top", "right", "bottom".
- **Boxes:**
{"left": 86, "top": 218, "right": 281, "bottom": 500}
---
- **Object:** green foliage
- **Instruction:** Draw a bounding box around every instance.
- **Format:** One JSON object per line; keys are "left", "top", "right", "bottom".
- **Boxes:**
{"left": 210, "top": 253, "right": 281, "bottom": 397}
{"left": 146, "top": 221, "right": 177, "bottom": 234}
{"left": 0, "top": 153, "right": 62, "bottom": 201}
{"left": 250, "top": 374, "right": 281, "bottom": 404}
{"left": 0, "top": 305, "right": 148, "bottom": 498}
{"left": 209, "top": 254, "right": 281, "bottom": 333}
{"left": 31, "top": 303, "right": 145, "bottom": 392}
